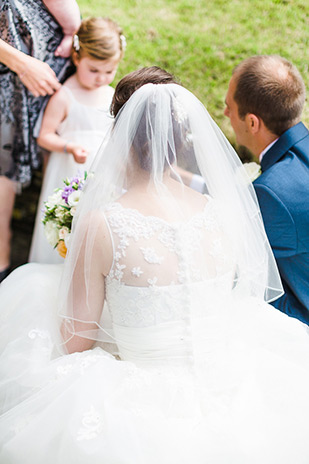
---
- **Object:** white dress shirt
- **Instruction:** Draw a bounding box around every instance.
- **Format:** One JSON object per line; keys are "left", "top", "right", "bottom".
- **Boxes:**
{"left": 259, "top": 138, "right": 279, "bottom": 163}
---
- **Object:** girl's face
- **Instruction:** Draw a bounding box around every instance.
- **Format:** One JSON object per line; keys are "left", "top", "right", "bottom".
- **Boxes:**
{"left": 74, "top": 55, "right": 119, "bottom": 90}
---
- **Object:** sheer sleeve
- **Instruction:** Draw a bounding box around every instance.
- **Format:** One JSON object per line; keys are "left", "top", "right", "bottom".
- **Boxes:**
{"left": 60, "top": 211, "right": 113, "bottom": 353}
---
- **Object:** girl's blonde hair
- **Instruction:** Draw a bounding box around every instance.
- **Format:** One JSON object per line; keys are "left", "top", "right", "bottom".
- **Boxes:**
{"left": 73, "top": 17, "right": 125, "bottom": 62}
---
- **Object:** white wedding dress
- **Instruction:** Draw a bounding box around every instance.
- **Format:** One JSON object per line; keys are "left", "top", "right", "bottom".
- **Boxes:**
{"left": 29, "top": 85, "right": 114, "bottom": 265}
{"left": 1, "top": 198, "right": 309, "bottom": 463}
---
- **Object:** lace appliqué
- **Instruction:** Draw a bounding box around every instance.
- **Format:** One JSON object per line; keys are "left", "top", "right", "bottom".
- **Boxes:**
{"left": 28, "top": 329, "right": 50, "bottom": 340}
{"left": 77, "top": 405, "right": 104, "bottom": 441}
{"left": 105, "top": 200, "right": 232, "bottom": 328}
{"left": 28, "top": 328, "right": 53, "bottom": 356}
{"left": 106, "top": 280, "right": 188, "bottom": 328}
{"left": 55, "top": 351, "right": 105, "bottom": 379}
{"left": 11, "top": 415, "right": 35, "bottom": 435}
{"left": 131, "top": 267, "right": 143, "bottom": 277}
{"left": 140, "top": 247, "right": 164, "bottom": 264}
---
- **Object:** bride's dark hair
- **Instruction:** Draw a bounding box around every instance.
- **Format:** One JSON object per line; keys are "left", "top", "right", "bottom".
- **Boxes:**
{"left": 111, "top": 66, "right": 191, "bottom": 171}
{"left": 111, "top": 66, "right": 178, "bottom": 117}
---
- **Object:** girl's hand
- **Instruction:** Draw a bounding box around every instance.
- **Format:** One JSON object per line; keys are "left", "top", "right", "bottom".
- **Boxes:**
{"left": 18, "top": 55, "right": 61, "bottom": 97}
{"left": 67, "top": 143, "right": 89, "bottom": 164}
{"left": 54, "top": 35, "right": 74, "bottom": 58}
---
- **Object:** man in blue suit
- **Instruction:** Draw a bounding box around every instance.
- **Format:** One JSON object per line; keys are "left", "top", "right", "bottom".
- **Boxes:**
{"left": 224, "top": 55, "right": 309, "bottom": 324}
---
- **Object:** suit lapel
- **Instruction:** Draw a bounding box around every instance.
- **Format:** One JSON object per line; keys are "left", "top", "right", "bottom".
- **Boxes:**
{"left": 261, "top": 122, "right": 309, "bottom": 172}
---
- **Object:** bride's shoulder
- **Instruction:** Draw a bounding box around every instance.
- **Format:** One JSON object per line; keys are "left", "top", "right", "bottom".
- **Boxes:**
{"left": 181, "top": 182, "right": 211, "bottom": 210}
{"left": 75, "top": 209, "right": 113, "bottom": 246}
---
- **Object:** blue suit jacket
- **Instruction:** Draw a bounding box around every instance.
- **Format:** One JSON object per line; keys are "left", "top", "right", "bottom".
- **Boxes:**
{"left": 254, "top": 122, "right": 309, "bottom": 324}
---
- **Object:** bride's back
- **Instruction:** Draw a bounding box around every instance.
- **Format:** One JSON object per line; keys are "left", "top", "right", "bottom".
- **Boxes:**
{"left": 102, "top": 190, "right": 235, "bottom": 365}
{"left": 104, "top": 186, "right": 234, "bottom": 290}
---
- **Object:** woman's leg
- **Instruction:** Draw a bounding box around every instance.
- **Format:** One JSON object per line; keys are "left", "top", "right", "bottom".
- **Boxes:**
{"left": 0, "top": 176, "right": 15, "bottom": 279}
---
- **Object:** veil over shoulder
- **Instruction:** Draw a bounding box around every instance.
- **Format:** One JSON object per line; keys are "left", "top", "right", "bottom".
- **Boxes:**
{"left": 59, "top": 82, "right": 283, "bottom": 345}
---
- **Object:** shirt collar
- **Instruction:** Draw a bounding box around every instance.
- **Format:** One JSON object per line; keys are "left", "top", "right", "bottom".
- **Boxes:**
{"left": 259, "top": 138, "right": 279, "bottom": 162}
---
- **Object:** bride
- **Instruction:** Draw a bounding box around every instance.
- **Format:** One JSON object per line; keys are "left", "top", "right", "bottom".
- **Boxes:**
{"left": 1, "top": 66, "right": 309, "bottom": 464}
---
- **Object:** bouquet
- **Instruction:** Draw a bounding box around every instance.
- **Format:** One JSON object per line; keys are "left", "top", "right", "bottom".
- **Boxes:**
{"left": 42, "top": 172, "right": 87, "bottom": 257}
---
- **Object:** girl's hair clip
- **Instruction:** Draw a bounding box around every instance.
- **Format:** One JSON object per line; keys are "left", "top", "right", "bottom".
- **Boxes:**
{"left": 120, "top": 34, "right": 127, "bottom": 51}
{"left": 73, "top": 34, "right": 80, "bottom": 51}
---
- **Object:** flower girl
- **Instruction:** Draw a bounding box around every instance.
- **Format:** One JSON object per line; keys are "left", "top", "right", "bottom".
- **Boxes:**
{"left": 29, "top": 17, "right": 125, "bottom": 264}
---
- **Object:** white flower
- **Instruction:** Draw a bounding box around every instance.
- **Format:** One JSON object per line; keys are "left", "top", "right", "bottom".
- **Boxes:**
{"left": 55, "top": 206, "right": 66, "bottom": 220}
{"left": 68, "top": 190, "right": 82, "bottom": 207}
{"left": 45, "top": 190, "right": 63, "bottom": 209}
{"left": 59, "top": 227, "right": 69, "bottom": 240}
{"left": 44, "top": 221, "right": 59, "bottom": 247}
{"left": 243, "top": 162, "right": 261, "bottom": 182}
{"left": 70, "top": 206, "right": 77, "bottom": 216}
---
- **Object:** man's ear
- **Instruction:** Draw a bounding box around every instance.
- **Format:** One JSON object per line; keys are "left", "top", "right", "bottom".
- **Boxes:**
{"left": 245, "top": 113, "right": 260, "bottom": 134}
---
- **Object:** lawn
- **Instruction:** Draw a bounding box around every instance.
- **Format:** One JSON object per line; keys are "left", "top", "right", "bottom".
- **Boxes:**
{"left": 10, "top": 0, "right": 309, "bottom": 267}
{"left": 78, "top": 0, "right": 309, "bottom": 150}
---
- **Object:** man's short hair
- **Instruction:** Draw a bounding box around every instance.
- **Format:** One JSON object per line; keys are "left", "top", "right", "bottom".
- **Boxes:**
{"left": 233, "top": 55, "right": 306, "bottom": 135}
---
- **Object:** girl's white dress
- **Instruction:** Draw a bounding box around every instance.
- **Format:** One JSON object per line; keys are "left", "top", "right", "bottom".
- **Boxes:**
{"left": 29, "top": 85, "right": 114, "bottom": 264}
{"left": 1, "top": 200, "right": 309, "bottom": 463}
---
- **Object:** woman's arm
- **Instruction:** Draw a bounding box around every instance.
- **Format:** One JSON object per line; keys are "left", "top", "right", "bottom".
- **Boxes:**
{"left": 43, "top": 0, "right": 81, "bottom": 57}
{"left": 0, "top": 39, "right": 61, "bottom": 97}
{"left": 61, "top": 213, "right": 114, "bottom": 353}
{"left": 37, "top": 87, "right": 88, "bottom": 163}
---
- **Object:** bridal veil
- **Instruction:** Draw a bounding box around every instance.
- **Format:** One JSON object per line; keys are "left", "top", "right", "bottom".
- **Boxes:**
{"left": 58, "top": 81, "right": 283, "bottom": 346}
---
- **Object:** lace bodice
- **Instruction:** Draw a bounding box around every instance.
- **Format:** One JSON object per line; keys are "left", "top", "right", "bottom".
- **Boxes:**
{"left": 104, "top": 200, "right": 234, "bottom": 330}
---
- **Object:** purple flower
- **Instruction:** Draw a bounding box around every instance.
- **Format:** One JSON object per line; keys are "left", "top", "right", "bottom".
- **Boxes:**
{"left": 61, "top": 175, "right": 84, "bottom": 204}
{"left": 70, "top": 176, "right": 81, "bottom": 185}
{"left": 62, "top": 185, "right": 74, "bottom": 204}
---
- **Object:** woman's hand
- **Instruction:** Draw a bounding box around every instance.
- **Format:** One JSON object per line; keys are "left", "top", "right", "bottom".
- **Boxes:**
{"left": 0, "top": 38, "right": 61, "bottom": 97}
{"left": 17, "top": 55, "right": 61, "bottom": 97}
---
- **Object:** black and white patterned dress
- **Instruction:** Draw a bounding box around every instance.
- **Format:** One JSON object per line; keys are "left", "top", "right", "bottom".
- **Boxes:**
{"left": 0, "top": 0, "right": 69, "bottom": 187}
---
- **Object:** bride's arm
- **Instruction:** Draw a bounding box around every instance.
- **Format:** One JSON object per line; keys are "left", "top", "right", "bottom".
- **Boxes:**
{"left": 61, "top": 212, "right": 113, "bottom": 353}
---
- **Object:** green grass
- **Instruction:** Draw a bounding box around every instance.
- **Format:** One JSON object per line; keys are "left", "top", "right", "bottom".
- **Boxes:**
{"left": 78, "top": 0, "right": 309, "bottom": 149}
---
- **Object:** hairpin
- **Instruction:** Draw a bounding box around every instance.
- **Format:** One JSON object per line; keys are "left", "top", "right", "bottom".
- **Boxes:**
{"left": 73, "top": 34, "right": 80, "bottom": 51}
{"left": 120, "top": 34, "right": 127, "bottom": 51}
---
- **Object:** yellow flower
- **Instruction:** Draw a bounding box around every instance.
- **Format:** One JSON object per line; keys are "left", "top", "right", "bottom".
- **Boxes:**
{"left": 57, "top": 240, "right": 67, "bottom": 258}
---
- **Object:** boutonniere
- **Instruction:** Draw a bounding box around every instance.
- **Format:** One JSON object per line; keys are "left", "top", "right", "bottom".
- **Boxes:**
{"left": 243, "top": 162, "right": 261, "bottom": 182}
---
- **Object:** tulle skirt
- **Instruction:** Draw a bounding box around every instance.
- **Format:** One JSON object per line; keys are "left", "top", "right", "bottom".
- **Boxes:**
{"left": 1, "top": 264, "right": 309, "bottom": 463}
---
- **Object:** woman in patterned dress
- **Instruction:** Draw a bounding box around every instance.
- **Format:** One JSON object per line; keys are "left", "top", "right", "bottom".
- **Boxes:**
{"left": 0, "top": 0, "right": 80, "bottom": 281}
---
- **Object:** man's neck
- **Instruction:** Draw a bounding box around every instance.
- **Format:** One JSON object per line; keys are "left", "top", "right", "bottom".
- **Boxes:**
{"left": 259, "top": 138, "right": 279, "bottom": 162}
{"left": 251, "top": 132, "right": 279, "bottom": 160}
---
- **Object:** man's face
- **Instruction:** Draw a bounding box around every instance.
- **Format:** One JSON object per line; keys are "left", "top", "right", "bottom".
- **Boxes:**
{"left": 224, "top": 76, "right": 250, "bottom": 148}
